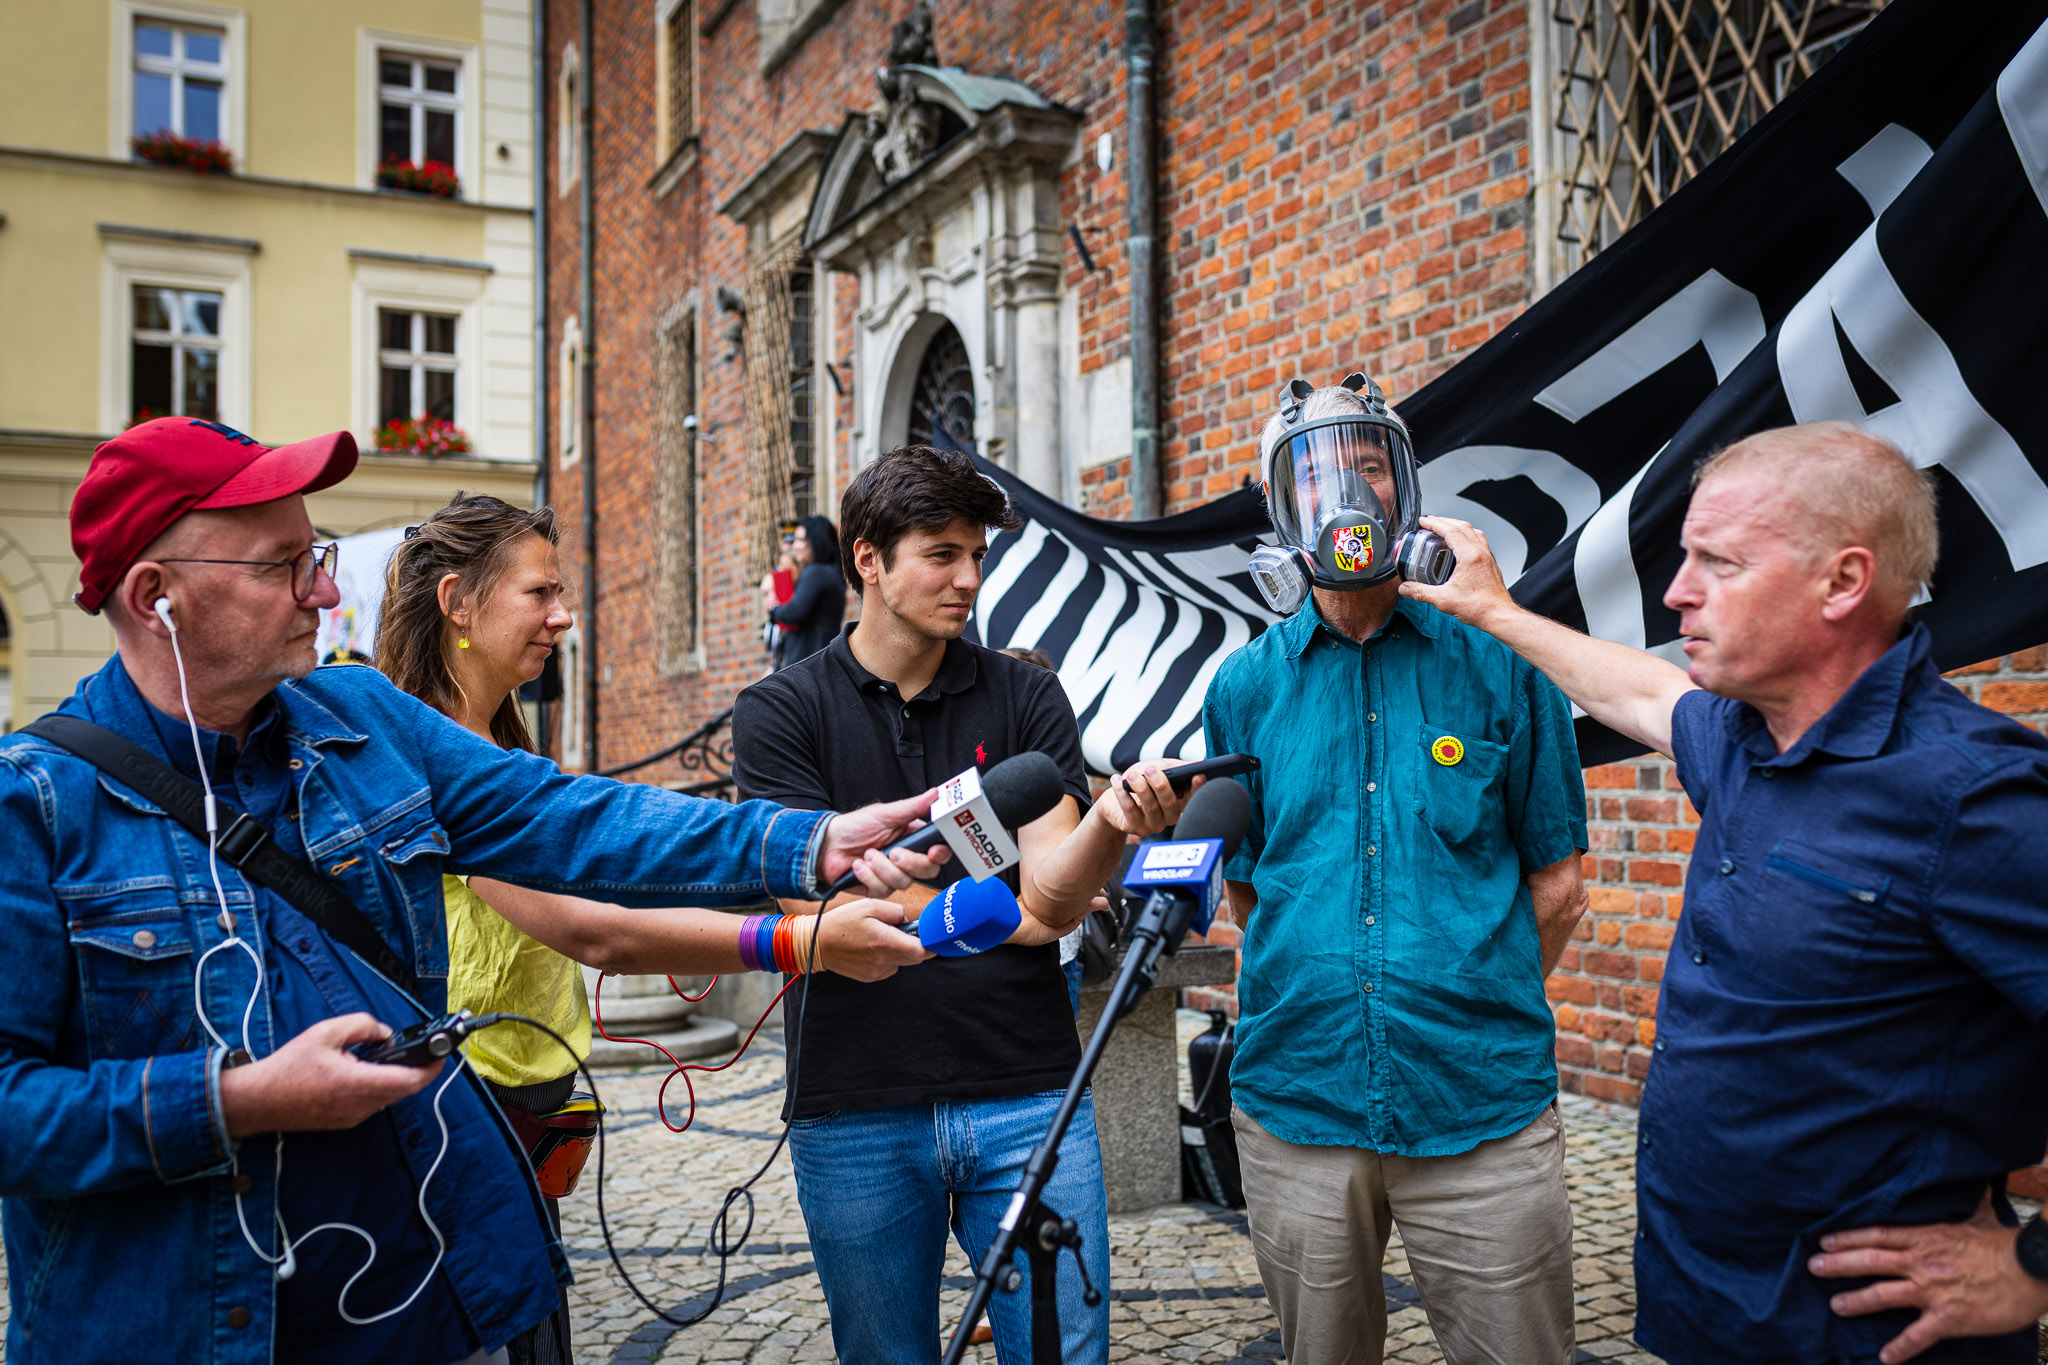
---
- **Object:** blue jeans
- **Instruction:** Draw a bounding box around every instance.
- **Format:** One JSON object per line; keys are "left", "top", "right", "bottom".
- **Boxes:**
{"left": 786, "top": 1090, "right": 1111, "bottom": 1365}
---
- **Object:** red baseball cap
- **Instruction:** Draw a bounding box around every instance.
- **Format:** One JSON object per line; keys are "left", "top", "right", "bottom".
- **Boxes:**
{"left": 70, "top": 416, "right": 358, "bottom": 614}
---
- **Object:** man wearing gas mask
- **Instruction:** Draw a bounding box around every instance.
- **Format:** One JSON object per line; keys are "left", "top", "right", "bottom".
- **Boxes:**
{"left": 1202, "top": 375, "right": 1590, "bottom": 1365}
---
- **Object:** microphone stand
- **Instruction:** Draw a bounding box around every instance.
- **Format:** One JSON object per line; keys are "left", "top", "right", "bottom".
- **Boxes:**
{"left": 939, "top": 891, "right": 1199, "bottom": 1365}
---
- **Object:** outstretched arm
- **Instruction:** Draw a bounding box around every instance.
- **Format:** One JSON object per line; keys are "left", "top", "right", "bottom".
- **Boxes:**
{"left": 1010, "top": 762, "right": 1193, "bottom": 944}
{"left": 469, "top": 877, "right": 933, "bottom": 984}
{"left": 1400, "top": 515, "right": 1696, "bottom": 759}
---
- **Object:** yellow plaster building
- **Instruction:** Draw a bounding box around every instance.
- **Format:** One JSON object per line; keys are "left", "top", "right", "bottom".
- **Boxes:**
{"left": 0, "top": 0, "right": 539, "bottom": 730}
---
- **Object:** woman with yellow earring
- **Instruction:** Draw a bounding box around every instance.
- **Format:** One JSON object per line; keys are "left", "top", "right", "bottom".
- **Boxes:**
{"left": 376, "top": 495, "right": 932, "bottom": 1365}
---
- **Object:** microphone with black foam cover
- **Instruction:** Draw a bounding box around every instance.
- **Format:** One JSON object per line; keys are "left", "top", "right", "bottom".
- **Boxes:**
{"left": 916, "top": 877, "right": 1025, "bottom": 956}
{"left": 821, "top": 750, "right": 1066, "bottom": 900}
{"left": 1122, "top": 778, "right": 1252, "bottom": 975}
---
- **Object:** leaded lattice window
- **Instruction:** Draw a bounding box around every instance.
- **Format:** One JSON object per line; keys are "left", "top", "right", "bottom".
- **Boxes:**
{"left": 1550, "top": 0, "right": 1888, "bottom": 269}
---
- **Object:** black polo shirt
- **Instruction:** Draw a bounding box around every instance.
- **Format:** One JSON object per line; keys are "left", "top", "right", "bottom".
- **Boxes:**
{"left": 732, "top": 627, "right": 1092, "bottom": 1117}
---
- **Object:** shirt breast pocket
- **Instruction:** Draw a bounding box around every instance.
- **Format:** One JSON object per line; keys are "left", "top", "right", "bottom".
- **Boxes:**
{"left": 1729, "top": 838, "right": 1892, "bottom": 996}
{"left": 1410, "top": 723, "right": 1509, "bottom": 848}
{"left": 63, "top": 890, "right": 200, "bottom": 1061}
{"left": 320, "top": 810, "right": 451, "bottom": 981}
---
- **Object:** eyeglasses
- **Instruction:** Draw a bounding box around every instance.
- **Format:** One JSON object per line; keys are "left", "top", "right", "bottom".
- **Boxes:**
{"left": 157, "top": 542, "right": 340, "bottom": 603}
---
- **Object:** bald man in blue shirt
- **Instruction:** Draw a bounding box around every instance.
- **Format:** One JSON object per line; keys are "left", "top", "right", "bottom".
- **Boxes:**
{"left": 1410, "top": 421, "right": 2048, "bottom": 1365}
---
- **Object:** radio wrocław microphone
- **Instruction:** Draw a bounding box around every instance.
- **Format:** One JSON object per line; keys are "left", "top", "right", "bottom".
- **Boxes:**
{"left": 819, "top": 750, "right": 1065, "bottom": 899}
{"left": 1118, "top": 779, "right": 1251, "bottom": 999}
{"left": 916, "top": 878, "right": 1025, "bottom": 956}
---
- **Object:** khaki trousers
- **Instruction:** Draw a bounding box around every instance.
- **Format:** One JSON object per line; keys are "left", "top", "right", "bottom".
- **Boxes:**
{"left": 1232, "top": 1103, "right": 1575, "bottom": 1365}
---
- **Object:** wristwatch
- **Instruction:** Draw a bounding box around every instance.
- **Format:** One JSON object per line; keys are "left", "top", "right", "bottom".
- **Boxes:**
{"left": 2017, "top": 1214, "right": 2048, "bottom": 1284}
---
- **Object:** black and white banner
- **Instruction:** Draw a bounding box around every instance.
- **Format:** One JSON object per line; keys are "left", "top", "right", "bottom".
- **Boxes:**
{"left": 969, "top": 0, "right": 2048, "bottom": 770}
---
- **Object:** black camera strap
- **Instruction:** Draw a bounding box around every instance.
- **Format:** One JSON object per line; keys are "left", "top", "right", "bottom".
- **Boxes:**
{"left": 26, "top": 713, "right": 419, "bottom": 997}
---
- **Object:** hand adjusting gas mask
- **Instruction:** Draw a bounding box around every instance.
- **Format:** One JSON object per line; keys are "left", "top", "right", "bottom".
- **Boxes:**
{"left": 1246, "top": 373, "right": 1455, "bottom": 617}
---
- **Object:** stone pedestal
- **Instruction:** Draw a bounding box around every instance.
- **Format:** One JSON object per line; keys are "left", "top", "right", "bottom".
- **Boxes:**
{"left": 582, "top": 967, "right": 739, "bottom": 1068}
{"left": 1076, "top": 945, "right": 1237, "bottom": 1213}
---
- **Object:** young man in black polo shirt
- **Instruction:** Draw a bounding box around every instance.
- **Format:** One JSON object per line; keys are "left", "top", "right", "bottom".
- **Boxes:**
{"left": 732, "top": 446, "right": 1190, "bottom": 1365}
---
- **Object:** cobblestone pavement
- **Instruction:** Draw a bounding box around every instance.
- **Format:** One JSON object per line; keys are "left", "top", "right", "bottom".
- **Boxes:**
{"left": 0, "top": 1010, "right": 2037, "bottom": 1363}
{"left": 555, "top": 1012, "right": 1662, "bottom": 1365}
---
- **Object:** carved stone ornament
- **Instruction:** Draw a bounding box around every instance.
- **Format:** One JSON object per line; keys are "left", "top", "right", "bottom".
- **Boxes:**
{"left": 866, "top": 1, "right": 941, "bottom": 184}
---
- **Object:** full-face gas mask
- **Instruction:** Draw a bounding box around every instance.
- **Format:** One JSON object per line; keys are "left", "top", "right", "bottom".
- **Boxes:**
{"left": 1246, "top": 373, "right": 1455, "bottom": 617}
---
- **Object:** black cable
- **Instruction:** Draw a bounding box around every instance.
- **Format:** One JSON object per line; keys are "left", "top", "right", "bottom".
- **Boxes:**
{"left": 483, "top": 910, "right": 822, "bottom": 1330}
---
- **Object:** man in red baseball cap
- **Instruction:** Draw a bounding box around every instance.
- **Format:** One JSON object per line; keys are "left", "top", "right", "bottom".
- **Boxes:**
{"left": 70, "top": 415, "right": 359, "bottom": 615}
{"left": 0, "top": 418, "right": 954, "bottom": 1364}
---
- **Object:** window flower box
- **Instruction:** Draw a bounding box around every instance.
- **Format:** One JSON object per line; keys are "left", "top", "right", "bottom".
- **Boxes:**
{"left": 377, "top": 414, "right": 472, "bottom": 457}
{"left": 376, "top": 158, "right": 460, "bottom": 198}
{"left": 132, "top": 131, "right": 233, "bottom": 174}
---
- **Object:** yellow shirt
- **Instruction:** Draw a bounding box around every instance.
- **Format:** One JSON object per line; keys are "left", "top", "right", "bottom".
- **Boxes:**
{"left": 443, "top": 874, "right": 591, "bottom": 1089}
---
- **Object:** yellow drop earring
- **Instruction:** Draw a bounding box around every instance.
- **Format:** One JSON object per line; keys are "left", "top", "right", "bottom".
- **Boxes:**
{"left": 457, "top": 633, "right": 470, "bottom": 649}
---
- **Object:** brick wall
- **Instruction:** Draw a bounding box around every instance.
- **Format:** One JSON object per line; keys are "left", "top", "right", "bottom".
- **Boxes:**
{"left": 1085, "top": 0, "right": 1537, "bottom": 513}
{"left": 553, "top": 0, "right": 2048, "bottom": 1206}
{"left": 547, "top": 0, "right": 1542, "bottom": 775}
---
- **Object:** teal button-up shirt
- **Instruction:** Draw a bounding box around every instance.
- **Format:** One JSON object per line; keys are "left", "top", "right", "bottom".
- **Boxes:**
{"left": 1202, "top": 596, "right": 1586, "bottom": 1157}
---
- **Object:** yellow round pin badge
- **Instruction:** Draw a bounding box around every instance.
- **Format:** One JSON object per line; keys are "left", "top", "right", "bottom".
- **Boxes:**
{"left": 1431, "top": 735, "right": 1465, "bottom": 766}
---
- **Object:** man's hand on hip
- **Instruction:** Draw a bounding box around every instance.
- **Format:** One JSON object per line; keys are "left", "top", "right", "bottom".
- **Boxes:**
{"left": 219, "top": 1013, "right": 441, "bottom": 1138}
{"left": 818, "top": 789, "right": 952, "bottom": 891}
{"left": 1809, "top": 1191, "right": 2048, "bottom": 1363}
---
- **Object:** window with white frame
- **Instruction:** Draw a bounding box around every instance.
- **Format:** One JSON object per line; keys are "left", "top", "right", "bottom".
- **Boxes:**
{"left": 378, "top": 309, "right": 459, "bottom": 426}
{"left": 379, "top": 54, "right": 460, "bottom": 169}
{"left": 558, "top": 318, "right": 582, "bottom": 466}
{"left": 558, "top": 45, "right": 580, "bottom": 191}
{"left": 131, "top": 284, "right": 222, "bottom": 422}
{"left": 133, "top": 18, "right": 226, "bottom": 142}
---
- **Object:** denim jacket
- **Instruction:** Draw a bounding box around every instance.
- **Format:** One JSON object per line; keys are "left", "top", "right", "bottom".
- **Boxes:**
{"left": 0, "top": 658, "right": 826, "bottom": 1364}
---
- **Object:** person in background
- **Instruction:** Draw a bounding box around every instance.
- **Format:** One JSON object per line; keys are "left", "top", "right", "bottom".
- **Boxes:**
{"left": 761, "top": 524, "right": 799, "bottom": 669}
{"left": 376, "top": 494, "right": 937, "bottom": 1363}
{"left": 769, "top": 515, "right": 845, "bottom": 669}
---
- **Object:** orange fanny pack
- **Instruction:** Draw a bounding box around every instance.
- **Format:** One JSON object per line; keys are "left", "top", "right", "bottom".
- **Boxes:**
{"left": 501, "top": 1092, "right": 603, "bottom": 1200}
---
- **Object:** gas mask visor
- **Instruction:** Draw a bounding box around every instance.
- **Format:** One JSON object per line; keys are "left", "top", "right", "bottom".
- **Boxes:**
{"left": 1266, "top": 415, "right": 1420, "bottom": 591}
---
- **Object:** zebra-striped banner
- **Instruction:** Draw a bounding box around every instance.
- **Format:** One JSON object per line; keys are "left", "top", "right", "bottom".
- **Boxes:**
{"left": 970, "top": 0, "right": 2048, "bottom": 771}
{"left": 967, "top": 472, "right": 1276, "bottom": 775}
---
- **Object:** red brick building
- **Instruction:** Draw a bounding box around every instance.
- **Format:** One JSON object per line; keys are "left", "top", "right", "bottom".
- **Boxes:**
{"left": 536, "top": 0, "right": 2048, "bottom": 1128}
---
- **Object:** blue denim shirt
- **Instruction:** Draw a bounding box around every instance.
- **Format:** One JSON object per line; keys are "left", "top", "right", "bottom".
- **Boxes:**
{"left": 1202, "top": 598, "right": 1586, "bottom": 1157}
{"left": 1636, "top": 625, "right": 2048, "bottom": 1365}
{"left": 0, "top": 657, "right": 828, "bottom": 1365}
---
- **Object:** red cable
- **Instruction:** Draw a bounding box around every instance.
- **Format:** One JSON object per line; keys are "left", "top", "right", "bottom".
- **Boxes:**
{"left": 670, "top": 974, "right": 717, "bottom": 1002}
{"left": 591, "top": 971, "right": 799, "bottom": 1134}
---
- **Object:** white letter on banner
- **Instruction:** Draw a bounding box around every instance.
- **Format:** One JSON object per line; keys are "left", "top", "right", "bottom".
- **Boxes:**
{"left": 1777, "top": 126, "right": 2048, "bottom": 573}
{"left": 1997, "top": 13, "right": 2048, "bottom": 221}
{"left": 1419, "top": 446, "right": 1604, "bottom": 582}
{"left": 1535, "top": 271, "right": 1767, "bottom": 652}
{"left": 1422, "top": 270, "right": 1764, "bottom": 619}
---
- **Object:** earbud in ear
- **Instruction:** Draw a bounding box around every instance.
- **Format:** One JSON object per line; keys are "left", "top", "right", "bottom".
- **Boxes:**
{"left": 154, "top": 597, "right": 177, "bottom": 632}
